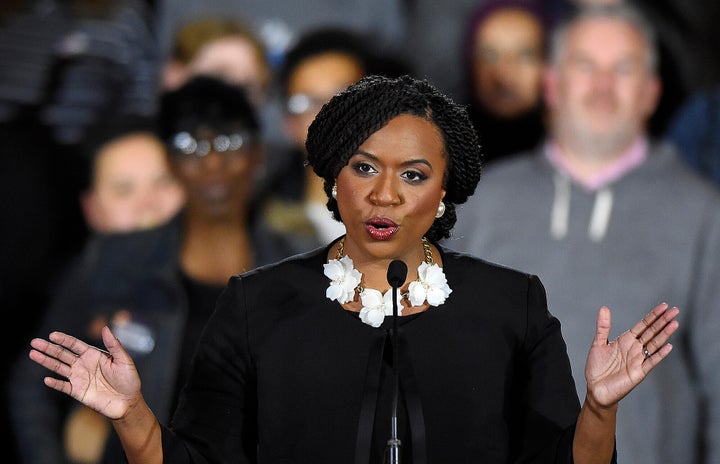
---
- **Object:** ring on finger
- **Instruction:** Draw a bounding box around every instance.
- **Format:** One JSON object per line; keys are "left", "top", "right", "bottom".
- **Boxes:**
{"left": 643, "top": 347, "right": 651, "bottom": 358}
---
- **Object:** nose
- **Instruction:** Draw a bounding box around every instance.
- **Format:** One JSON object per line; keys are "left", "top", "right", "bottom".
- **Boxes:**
{"left": 591, "top": 67, "right": 616, "bottom": 91}
{"left": 369, "top": 173, "right": 402, "bottom": 206}
{"left": 135, "top": 190, "right": 165, "bottom": 228}
{"left": 494, "top": 55, "right": 518, "bottom": 78}
{"left": 198, "top": 149, "right": 225, "bottom": 171}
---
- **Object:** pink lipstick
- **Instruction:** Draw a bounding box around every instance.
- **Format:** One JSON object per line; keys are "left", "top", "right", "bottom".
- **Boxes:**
{"left": 365, "top": 217, "right": 399, "bottom": 240}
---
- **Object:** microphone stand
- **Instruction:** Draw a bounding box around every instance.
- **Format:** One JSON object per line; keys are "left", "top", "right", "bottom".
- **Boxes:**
{"left": 386, "top": 282, "right": 401, "bottom": 464}
{"left": 385, "top": 260, "right": 407, "bottom": 464}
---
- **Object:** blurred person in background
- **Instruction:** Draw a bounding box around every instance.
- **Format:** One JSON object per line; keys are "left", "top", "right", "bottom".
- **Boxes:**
{"left": 1, "top": 7, "right": 162, "bottom": 450}
{"left": 449, "top": 4, "right": 720, "bottom": 462}
{"left": 462, "top": 0, "right": 549, "bottom": 164}
{"left": 160, "top": 17, "right": 272, "bottom": 108}
{"left": 665, "top": 84, "right": 720, "bottom": 187}
{"left": 402, "top": 0, "right": 568, "bottom": 102}
{"left": 559, "top": 0, "right": 720, "bottom": 136}
{"left": 9, "top": 76, "right": 296, "bottom": 464}
{"left": 7, "top": 113, "right": 185, "bottom": 464}
{"left": 0, "top": 0, "right": 162, "bottom": 285}
{"left": 79, "top": 114, "right": 186, "bottom": 234}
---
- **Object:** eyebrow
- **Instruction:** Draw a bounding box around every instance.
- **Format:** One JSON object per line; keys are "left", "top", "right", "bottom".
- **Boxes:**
{"left": 353, "top": 149, "right": 433, "bottom": 169}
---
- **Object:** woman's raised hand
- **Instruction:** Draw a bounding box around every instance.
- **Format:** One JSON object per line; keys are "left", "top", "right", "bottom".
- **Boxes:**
{"left": 29, "top": 325, "right": 141, "bottom": 420}
{"left": 584, "top": 302, "right": 680, "bottom": 407}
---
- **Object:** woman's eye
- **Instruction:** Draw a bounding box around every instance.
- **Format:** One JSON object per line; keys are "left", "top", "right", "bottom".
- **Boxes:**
{"left": 352, "top": 162, "right": 377, "bottom": 175}
{"left": 402, "top": 170, "right": 428, "bottom": 183}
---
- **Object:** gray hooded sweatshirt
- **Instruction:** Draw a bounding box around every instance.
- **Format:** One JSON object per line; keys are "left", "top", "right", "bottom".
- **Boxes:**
{"left": 447, "top": 140, "right": 720, "bottom": 464}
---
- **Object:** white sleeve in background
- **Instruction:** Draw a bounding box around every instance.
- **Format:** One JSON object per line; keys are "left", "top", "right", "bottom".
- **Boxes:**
{"left": 305, "top": 201, "right": 346, "bottom": 244}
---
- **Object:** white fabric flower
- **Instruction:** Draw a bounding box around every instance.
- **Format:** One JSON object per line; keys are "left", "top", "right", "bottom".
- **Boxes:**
{"left": 407, "top": 262, "right": 452, "bottom": 306}
{"left": 324, "top": 239, "right": 453, "bottom": 328}
{"left": 324, "top": 256, "right": 362, "bottom": 304}
{"left": 358, "top": 288, "right": 403, "bottom": 328}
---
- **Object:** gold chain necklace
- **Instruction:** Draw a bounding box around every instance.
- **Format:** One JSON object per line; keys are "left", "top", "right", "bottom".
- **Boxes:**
{"left": 324, "top": 236, "right": 452, "bottom": 326}
{"left": 335, "top": 236, "right": 434, "bottom": 296}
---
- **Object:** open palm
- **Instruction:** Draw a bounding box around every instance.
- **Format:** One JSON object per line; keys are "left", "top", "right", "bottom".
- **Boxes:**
{"left": 585, "top": 303, "right": 679, "bottom": 407}
{"left": 29, "top": 326, "right": 141, "bottom": 420}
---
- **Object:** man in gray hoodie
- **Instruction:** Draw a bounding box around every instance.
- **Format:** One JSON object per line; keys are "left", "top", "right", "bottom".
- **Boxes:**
{"left": 448, "top": 4, "right": 720, "bottom": 463}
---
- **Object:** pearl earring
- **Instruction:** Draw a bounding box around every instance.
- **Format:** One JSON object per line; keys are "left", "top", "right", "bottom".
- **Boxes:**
{"left": 435, "top": 201, "right": 446, "bottom": 218}
{"left": 331, "top": 183, "right": 338, "bottom": 200}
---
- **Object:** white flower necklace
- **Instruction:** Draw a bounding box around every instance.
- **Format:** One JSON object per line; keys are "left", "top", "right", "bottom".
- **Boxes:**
{"left": 324, "top": 236, "right": 452, "bottom": 328}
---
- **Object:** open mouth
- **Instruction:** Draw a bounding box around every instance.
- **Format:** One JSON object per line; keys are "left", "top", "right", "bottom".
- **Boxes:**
{"left": 365, "top": 217, "right": 399, "bottom": 240}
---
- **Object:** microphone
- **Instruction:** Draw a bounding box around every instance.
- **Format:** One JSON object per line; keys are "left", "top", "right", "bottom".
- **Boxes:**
{"left": 385, "top": 259, "right": 407, "bottom": 464}
{"left": 387, "top": 260, "right": 408, "bottom": 288}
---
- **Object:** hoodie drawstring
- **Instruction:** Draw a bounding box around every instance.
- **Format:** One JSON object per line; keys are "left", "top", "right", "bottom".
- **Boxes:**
{"left": 550, "top": 172, "right": 613, "bottom": 242}
{"left": 588, "top": 187, "right": 613, "bottom": 241}
{"left": 551, "top": 173, "right": 571, "bottom": 240}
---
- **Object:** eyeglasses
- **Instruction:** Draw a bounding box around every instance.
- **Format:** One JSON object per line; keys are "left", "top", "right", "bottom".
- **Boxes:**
{"left": 168, "top": 131, "right": 255, "bottom": 158}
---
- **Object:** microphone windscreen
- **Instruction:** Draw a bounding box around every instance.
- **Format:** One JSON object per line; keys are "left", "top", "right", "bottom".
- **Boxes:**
{"left": 387, "top": 259, "right": 408, "bottom": 288}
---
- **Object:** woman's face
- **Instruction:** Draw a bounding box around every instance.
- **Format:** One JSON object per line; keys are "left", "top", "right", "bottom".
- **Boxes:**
{"left": 168, "top": 126, "right": 260, "bottom": 220}
{"left": 336, "top": 114, "right": 447, "bottom": 264}
{"left": 472, "top": 8, "right": 544, "bottom": 118}
{"left": 82, "top": 133, "right": 186, "bottom": 232}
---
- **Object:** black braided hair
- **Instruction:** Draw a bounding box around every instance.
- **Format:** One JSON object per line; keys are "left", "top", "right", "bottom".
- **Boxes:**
{"left": 306, "top": 74, "right": 483, "bottom": 242}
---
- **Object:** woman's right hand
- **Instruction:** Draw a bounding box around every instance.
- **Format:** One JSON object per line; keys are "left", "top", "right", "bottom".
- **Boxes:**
{"left": 29, "top": 325, "right": 141, "bottom": 420}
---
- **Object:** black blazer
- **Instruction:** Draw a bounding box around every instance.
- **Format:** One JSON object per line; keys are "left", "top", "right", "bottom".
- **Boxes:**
{"left": 163, "top": 243, "right": 584, "bottom": 463}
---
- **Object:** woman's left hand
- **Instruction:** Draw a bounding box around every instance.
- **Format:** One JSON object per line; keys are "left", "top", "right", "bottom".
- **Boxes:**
{"left": 584, "top": 302, "right": 680, "bottom": 407}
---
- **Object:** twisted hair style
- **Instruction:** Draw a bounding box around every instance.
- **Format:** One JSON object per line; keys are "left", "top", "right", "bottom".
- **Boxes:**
{"left": 306, "top": 74, "right": 483, "bottom": 241}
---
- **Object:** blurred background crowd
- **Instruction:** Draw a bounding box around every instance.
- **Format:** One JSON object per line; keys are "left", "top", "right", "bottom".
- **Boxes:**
{"left": 2, "top": 0, "right": 720, "bottom": 462}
